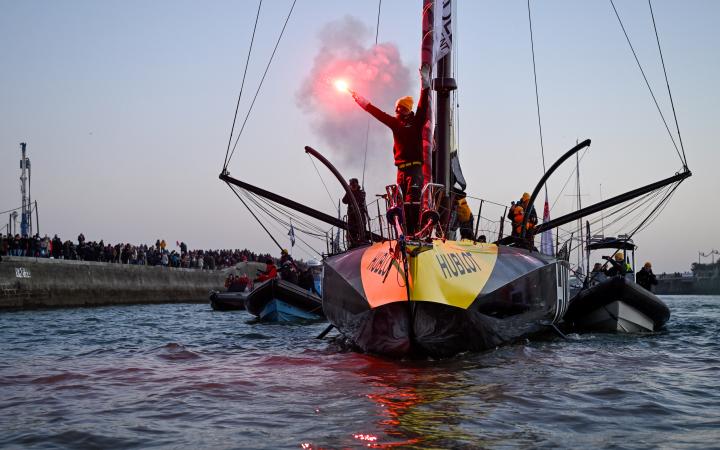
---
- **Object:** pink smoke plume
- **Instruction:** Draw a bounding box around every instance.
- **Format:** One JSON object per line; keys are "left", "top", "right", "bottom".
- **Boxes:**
{"left": 297, "top": 16, "right": 413, "bottom": 164}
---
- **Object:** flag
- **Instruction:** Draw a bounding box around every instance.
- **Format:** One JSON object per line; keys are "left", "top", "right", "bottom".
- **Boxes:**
{"left": 540, "top": 193, "right": 554, "bottom": 256}
{"left": 434, "top": 0, "right": 453, "bottom": 62}
{"left": 288, "top": 222, "right": 296, "bottom": 247}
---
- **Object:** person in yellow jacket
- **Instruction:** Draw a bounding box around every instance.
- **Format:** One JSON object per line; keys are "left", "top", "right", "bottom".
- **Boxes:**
{"left": 603, "top": 251, "right": 633, "bottom": 277}
{"left": 456, "top": 196, "right": 475, "bottom": 240}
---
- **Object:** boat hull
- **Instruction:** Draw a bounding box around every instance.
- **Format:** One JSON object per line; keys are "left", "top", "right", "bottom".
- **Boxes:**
{"left": 564, "top": 276, "right": 670, "bottom": 332}
{"left": 244, "top": 278, "right": 324, "bottom": 322}
{"left": 209, "top": 291, "right": 248, "bottom": 311}
{"left": 323, "top": 240, "right": 569, "bottom": 358}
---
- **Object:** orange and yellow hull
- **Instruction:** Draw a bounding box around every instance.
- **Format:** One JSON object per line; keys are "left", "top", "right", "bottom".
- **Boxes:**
{"left": 322, "top": 239, "right": 570, "bottom": 358}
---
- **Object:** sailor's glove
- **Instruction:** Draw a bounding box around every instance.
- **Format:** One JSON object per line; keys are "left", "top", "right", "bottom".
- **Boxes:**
{"left": 352, "top": 91, "right": 369, "bottom": 108}
{"left": 420, "top": 64, "right": 431, "bottom": 89}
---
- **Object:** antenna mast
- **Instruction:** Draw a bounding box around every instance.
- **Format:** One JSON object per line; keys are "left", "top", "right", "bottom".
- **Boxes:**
{"left": 19, "top": 143, "right": 32, "bottom": 237}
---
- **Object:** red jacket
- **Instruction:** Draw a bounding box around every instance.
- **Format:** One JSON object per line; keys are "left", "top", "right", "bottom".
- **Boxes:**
{"left": 255, "top": 263, "right": 277, "bottom": 282}
{"left": 362, "top": 87, "right": 430, "bottom": 166}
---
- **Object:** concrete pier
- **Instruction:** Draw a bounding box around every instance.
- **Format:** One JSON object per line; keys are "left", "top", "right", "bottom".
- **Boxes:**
{"left": 655, "top": 275, "right": 720, "bottom": 295}
{"left": 0, "top": 256, "right": 227, "bottom": 309}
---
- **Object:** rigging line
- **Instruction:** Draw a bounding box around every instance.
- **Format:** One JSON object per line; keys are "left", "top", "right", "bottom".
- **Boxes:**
{"left": 634, "top": 182, "right": 682, "bottom": 234}
{"left": 244, "top": 192, "right": 327, "bottom": 238}
{"left": 627, "top": 180, "right": 682, "bottom": 239}
{"left": 609, "top": 0, "right": 684, "bottom": 166}
{"left": 222, "top": 0, "right": 263, "bottom": 171}
{"left": 307, "top": 155, "right": 337, "bottom": 210}
{"left": 0, "top": 205, "right": 24, "bottom": 215}
{"left": 452, "top": 1, "right": 460, "bottom": 155}
{"left": 648, "top": 0, "right": 688, "bottom": 168}
{"left": 226, "top": 0, "right": 298, "bottom": 166}
{"left": 225, "top": 182, "right": 282, "bottom": 250}
{"left": 585, "top": 186, "right": 669, "bottom": 236}
{"left": 241, "top": 190, "right": 323, "bottom": 257}
{"left": 243, "top": 189, "right": 329, "bottom": 236}
{"left": 596, "top": 188, "right": 668, "bottom": 236}
{"left": 550, "top": 147, "right": 590, "bottom": 210}
{"left": 577, "top": 186, "right": 664, "bottom": 231}
{"left": 555, "top": 187, "right": 665, "bottom": 240}
{"left": 236, "top": 187, "right": 324, "bottom": 258}
{"left": 464, "top": 195, "right": 506, "bottom": 208}
{"left": 247, "top": 190, "right": 329, "bottom": 235}
{"left": 361, "top": 0, "right": 383, "bottom": 189}
{"left": 527, "top": 0, "right": 548, "bottom": 193}
{"left": 617, "top": 184, "right": 673, "bottom": 226}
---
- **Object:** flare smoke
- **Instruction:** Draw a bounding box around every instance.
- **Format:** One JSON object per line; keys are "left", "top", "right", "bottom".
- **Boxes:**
{"left": 297, "top": 16, "right": 413, "bottom": 164}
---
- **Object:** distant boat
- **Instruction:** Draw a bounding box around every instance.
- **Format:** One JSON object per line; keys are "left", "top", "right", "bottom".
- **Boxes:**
{"left": 244, "top": 278, "right": 324, "bottom": 322}
{"left": 209, "top": 290, "right": 248, "bottom": 311}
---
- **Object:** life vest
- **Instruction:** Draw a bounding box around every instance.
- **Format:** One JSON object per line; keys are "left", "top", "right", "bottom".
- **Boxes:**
{"left": 512, "top": 206, "right": 524, "bottom": 223}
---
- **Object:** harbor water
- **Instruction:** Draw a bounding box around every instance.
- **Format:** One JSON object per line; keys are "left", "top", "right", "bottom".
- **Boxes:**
{"left": 1, "top": 296, "right": 718, "bottom": 449}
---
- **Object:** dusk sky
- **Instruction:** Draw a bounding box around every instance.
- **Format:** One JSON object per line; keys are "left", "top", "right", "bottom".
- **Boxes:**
{"left": 1, "top": 0, "right": 718, "bottom": 272}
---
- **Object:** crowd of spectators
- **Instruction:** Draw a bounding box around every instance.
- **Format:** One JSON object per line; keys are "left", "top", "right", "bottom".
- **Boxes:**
{"left": 0, "top": 233, "right": 274, "bottom": 270}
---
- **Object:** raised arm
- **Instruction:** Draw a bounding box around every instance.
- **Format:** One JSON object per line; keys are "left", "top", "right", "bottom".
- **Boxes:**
{"left": 352, "top": 91, "right": 395, "bottom": 129}
{"left": 415, "top": 64, "right": 431, "bottom": 120}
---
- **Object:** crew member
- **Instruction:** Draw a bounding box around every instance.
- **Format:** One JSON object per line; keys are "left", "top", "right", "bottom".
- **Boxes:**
{"left": 278, "top": 249, "right": 298, "bottom": 283}
{"left": 352, "top": 65, "right": 431, "bottom": 233}
{"left": 226, "top": 273, "right": 250, "bottom": 292}
{"left": 342, "top": 178, "right": 369, "bottom": 247}
{"left": 254, "top": 257, "right": 278, "bottom": 283}
{"left": 508, "top": 193, "right": 537, "bottom": 238}
{"left": 636, "top": 261, "right": 658, "bottom": 291}
{"left": 603, "top": 252, "right": 632, "bottom": 277}
{"left": 280, "top": 249, "right": 295, "bottom": 268}
{"left": 456, "top": 196, "right": 474, "bottom": 240}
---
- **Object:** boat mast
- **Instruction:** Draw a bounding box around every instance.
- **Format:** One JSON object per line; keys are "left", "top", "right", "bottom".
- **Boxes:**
{"left": 421, "top": 0, "right": 434, "bottom": 187}
{"left": 432, "top": 0, "right": 456, "bottom": 194}
{"left": 576, "top": 151, "right": 584, "bottom": 275}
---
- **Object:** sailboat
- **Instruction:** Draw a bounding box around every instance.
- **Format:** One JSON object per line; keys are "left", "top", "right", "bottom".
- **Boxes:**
{"left": 219, "top": 0, "right": 690, "bottom": 358}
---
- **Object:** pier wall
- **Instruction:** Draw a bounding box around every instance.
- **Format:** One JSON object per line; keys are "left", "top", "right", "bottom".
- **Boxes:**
{"left": 656, "top": 276, "right": 720, "bottom": 295}
{"left": 0, "top": 256, "right": 227, "bottom": 309}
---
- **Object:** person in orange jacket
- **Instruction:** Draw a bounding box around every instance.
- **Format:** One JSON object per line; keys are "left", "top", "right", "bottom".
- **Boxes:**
{"left": 508, "top": 192, "right": 537, "bottom": 238}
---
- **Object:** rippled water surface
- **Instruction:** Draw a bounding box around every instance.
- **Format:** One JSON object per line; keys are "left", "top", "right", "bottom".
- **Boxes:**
{"left": 1, "top": 296, "right": 719, "bottom": 449}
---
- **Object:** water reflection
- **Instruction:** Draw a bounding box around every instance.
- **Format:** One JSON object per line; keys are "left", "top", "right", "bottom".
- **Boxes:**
{"left": 352, "top": 355, "right": 506, "bottom": 448}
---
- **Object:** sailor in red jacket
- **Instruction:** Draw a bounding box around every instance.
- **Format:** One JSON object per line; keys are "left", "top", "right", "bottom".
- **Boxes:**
{"left": 352, "top": 65, "right": 431, "bottom": 233}
{"left": 254, "top": 258, "right": 278, "bottom": 283}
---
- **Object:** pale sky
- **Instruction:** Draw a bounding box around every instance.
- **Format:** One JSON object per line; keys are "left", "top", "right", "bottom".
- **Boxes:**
{"left": 1, "top": 0, "right": 718, "bottom": 273}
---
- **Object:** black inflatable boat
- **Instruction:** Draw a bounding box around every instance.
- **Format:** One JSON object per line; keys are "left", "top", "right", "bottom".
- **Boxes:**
{"left": 209, "top": 291, "right": 248, "bottom": 311}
